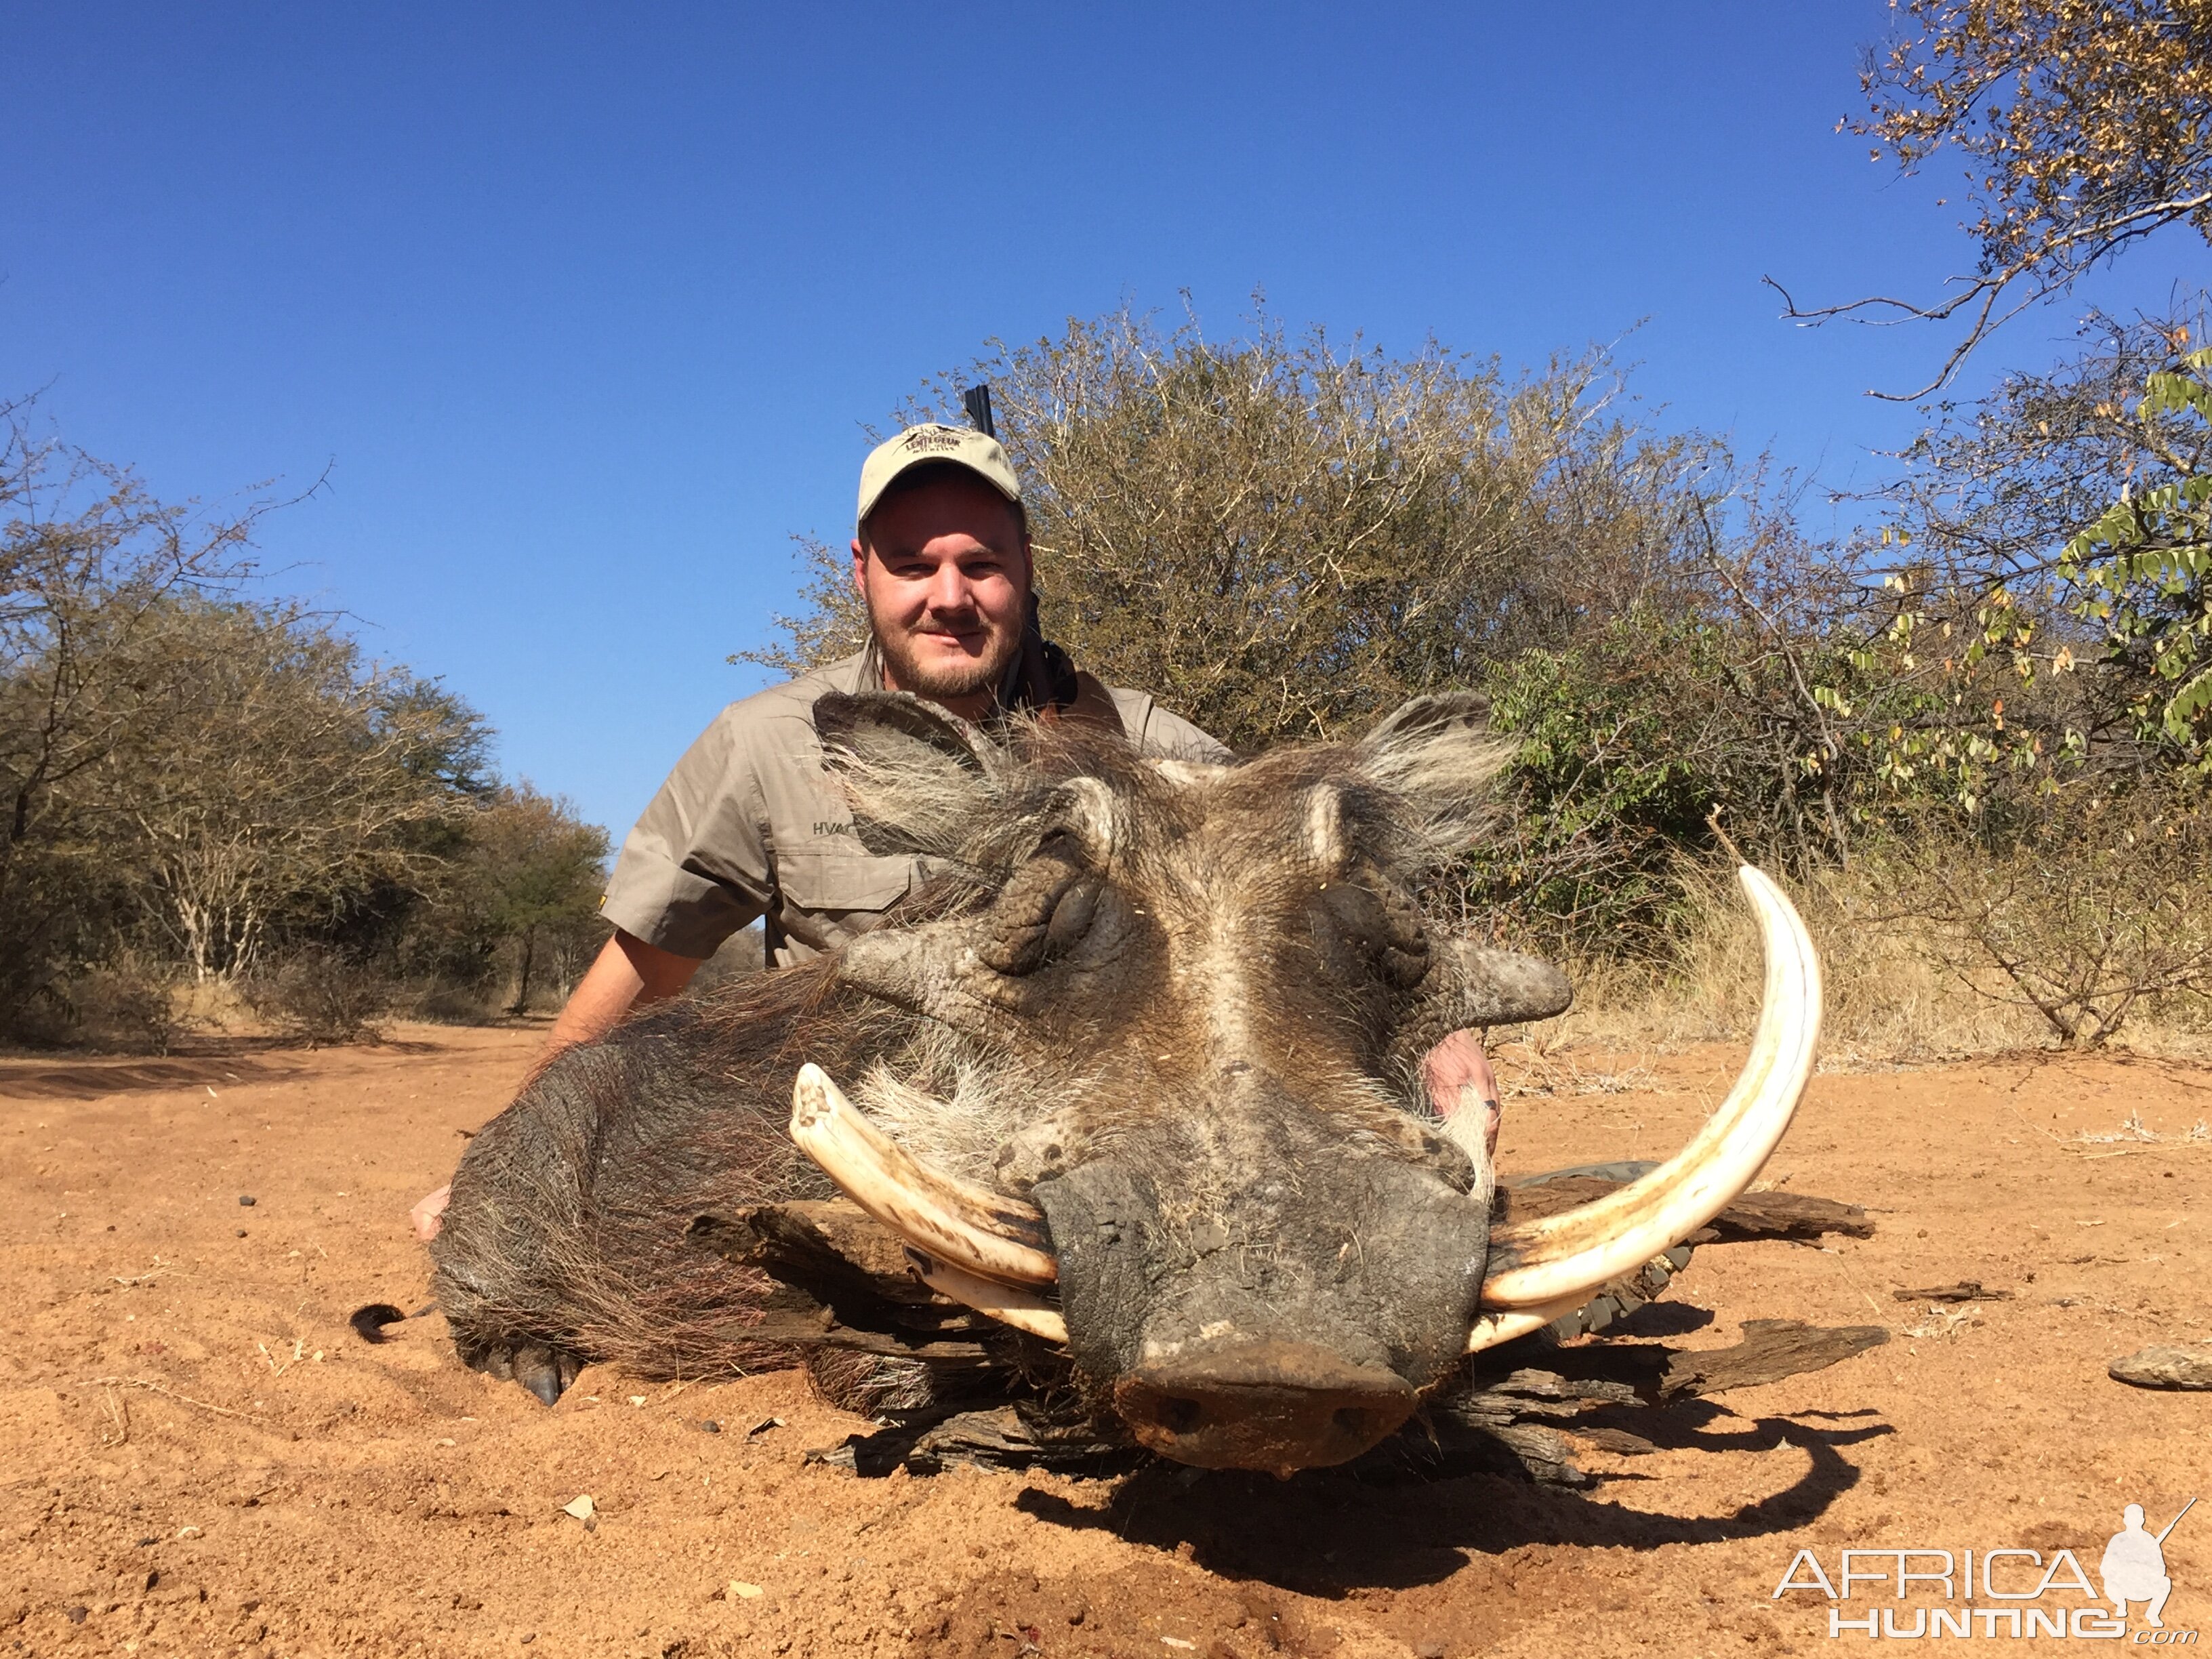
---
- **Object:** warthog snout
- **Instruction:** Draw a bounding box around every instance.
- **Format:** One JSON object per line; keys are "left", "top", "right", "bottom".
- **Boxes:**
{"left": 1034, "top": 1094, "right": 1494, "bottom": 1474}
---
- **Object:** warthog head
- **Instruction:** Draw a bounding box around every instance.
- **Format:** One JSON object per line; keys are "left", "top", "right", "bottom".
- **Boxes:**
{"left": 796, "top": 691, "right": 1818, "bottom": 1477}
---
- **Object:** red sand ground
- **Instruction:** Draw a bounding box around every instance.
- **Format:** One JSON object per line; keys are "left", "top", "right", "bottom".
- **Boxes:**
{"left": 3, "top": 1025, "right": 2207, "bottom": 1656}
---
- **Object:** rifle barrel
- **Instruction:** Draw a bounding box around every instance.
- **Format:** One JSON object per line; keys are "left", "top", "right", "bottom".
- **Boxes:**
{"left": 2156, "top": 1495, "right": 2197, "bottom": 1545}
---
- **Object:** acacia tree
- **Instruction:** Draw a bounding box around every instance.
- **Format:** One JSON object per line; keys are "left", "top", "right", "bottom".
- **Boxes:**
{"left": 1780, "top": 0, "right": 2212, "bottom": 396}
{"left": 471, "top": 784, "right": 610, "bottom": 1012}
{"left": 0, "top": 409, "right": 265, "bottom": 1018}
{"left": 115, "top": 600, "right": 490, "bottom": 981}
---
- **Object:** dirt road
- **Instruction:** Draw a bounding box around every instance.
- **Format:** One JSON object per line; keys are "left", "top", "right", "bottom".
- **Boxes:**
{"left": 3, "top": 1026, "right": 2206, "bottom": 1656}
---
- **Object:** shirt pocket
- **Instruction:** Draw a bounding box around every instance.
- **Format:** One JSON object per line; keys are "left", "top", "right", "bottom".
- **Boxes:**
{"left": 774, "top": 851, "right": 920, "bottom": 916}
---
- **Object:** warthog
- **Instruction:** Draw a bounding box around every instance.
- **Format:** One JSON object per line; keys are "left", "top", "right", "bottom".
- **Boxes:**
{"left": 429, "top": 691, "right": 1818, "bottom": 1477}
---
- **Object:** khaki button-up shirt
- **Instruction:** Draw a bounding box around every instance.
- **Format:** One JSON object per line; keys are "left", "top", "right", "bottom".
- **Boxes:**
{"left": 598, "top": 651, "right": 1229, "bottom": 967}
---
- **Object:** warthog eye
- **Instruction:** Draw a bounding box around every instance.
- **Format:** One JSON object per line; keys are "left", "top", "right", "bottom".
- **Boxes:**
{"left": 975, "top": 834, "right": 1107, "bottom": 977}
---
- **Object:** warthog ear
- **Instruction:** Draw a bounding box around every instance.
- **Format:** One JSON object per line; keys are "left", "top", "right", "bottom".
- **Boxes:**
{"left": 814, "top": 691, "right": 996, "bottom": 857}
{"left": 1357, "top": 692, "right": 1509, "bottom": 852}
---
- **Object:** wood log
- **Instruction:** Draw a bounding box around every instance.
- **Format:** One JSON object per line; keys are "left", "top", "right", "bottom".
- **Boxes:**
{"left": 1496, "top": 1177, "right": 1874, "bottom": 1242}
{"left": 1893, "top": 1280, "right": 2011, "bottom": 1303}
{"left": 1656, "top": 1318, "right": 1890, "bottom": 1399}
{"left": 805, "top": 1404, "right": 1138, "bottom": 1477}
{"left": 1429, "top": 1318, "right": 1893, "bottom": 1485}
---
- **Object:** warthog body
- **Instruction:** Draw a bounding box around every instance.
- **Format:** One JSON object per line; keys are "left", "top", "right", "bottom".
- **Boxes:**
{"left": 431, "top": 693, "right": 1689, "bottom": 1474}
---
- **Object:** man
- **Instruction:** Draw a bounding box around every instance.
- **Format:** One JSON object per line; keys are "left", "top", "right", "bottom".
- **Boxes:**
{"left": 411, "top": 423, "right": 1500, "bottom": 1239}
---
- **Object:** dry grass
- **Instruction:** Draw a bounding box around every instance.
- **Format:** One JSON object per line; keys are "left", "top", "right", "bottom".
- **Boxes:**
{"left": 1525, "top": 859, "right": 2212, "bottom": 1068}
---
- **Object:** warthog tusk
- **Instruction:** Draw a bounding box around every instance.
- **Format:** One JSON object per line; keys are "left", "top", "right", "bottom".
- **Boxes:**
{"left": 789, "top": 1063, "right": 1059, "bottom": 1289}
{"left": 1465, "top": 1297, "right": 1589, "bottom": 1356}
{"left": 1476, "top": 865, "right": 1822, "bottom": 1314}
{"left": 904, "top": 1247, "right": 1070, "bottom": 1345}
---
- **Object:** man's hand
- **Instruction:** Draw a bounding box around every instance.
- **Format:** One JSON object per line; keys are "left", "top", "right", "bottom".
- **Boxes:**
{"left": 1422, "top": 1028, "right": 1501, "bottom": 1159}
{"left": 411, "top": 1183, "right": 451, "bottom": 1242}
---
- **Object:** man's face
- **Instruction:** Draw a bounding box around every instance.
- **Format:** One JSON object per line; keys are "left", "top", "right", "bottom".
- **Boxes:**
{"left": 851, "top": 473, "right": 1031, "bottom": 713}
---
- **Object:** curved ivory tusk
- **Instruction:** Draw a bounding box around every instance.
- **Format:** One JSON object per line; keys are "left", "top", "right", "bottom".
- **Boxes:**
{"left": 1477, "top": 865, "right": 1822, "bottom": 1312}
{"left": 789, "top": 1063, "right": 1059, "bottom": 1288}
{"left": 1465, "top": 1296, "right": 1587, "bottom": 1355}
{"left": 905, "top": 1247, "right": 1070, "bottom": 1345}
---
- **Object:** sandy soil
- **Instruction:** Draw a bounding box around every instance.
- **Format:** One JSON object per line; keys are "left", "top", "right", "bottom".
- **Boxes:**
{"left": 3, "top": 1023, "right": 2209, "bottom": 1657}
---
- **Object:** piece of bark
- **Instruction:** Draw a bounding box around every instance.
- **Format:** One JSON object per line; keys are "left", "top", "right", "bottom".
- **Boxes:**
{"left": 905, "top": 1407, "right": 1140, "bottom": 1476}
{"left": 1443, "top": 1364, "right": 1648, "bottom": 1420}
{"left": 1658, "top": 1319, "right": 1889, "bottom": 1399}
{"left": 1433, "top": 1318, "right": 1891, "bottom": 1485}
{"left": 1893, "top": 1281, "right": 2011, "bottom": 1303}
{"left": 1414, "top": 1364, "right": 1650, "bottom": 1487}
{"left": 733, "top": 1303, "right": 995, "bottom": 1362}
{"left": 1496, "top": 1177, "right": 1873, "bottom": 1243}
{"left": 1541, "top": 1247, "right": 1694, "bottom": 1341}
{"left": 1359, "top": 1412, "right": 1596, "bottom": 1488}
{"left": 2108, "top": 1345, "right": 2212, "bottom": 1391}
{"left": 806, "top": 1404, "right": 1138, "bottom": 1477}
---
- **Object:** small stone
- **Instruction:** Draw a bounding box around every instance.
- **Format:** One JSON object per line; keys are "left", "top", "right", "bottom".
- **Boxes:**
{"left": 730, "top": 1581, "right": 764, "bottom": 1600}
{"left": 65, "top": 1606, "right": 88, "bottom": 1624}
{"left": 562, "top": 1494, "right": 596, "bottom": 1521}
{"left": 695, "top": 1419, "right": 722, "bottom": 1434}
{"left": 2110, "top": 1344, "right": 2212, "bottom": 1390}
{"left": 235, "top": 1229, "right": 247, "bottom": 1238}
{"left": 238, "top": 1195, "right": 255, "bottom": 1207}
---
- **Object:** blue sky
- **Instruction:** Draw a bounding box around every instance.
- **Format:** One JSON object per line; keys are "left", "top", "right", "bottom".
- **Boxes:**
{"left": 3, "top": 5, "right": 2201, "bottom": 838}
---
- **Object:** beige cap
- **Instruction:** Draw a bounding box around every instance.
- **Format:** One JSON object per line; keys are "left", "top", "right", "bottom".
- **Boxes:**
{"left": 855, "top": 424, "right": 1021, "bottom": 531}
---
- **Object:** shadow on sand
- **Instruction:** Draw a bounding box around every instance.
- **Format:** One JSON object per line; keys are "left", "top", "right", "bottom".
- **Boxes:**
{"left": 0, "top": 1033, "right": 447, "bottom": 1100}
{"left": 1015, "top": 1402, "right": 1892, "bottom": 1595}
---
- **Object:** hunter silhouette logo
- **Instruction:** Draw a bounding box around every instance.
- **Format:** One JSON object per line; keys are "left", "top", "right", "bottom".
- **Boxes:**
{"left": 2104, "top": 1498, "right": 2194, "bottom": 1631}
{"left": 1771, "top": 1495, "right": 2198, "bottom": 1640}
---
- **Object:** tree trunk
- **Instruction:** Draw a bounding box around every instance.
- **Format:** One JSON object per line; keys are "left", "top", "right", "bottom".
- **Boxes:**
{"left": 510, "top": 928, "right": 536, "bottom": 1016}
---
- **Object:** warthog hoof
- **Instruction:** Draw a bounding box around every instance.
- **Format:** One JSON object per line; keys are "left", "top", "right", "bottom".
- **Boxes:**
{"left": 470, "top": 1338, "right": 586, "bottom": 1406}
